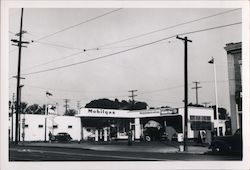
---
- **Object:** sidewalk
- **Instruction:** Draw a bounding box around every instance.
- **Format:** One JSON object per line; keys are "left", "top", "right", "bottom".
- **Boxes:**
{"left": 20, "top": 141, "right": 210, "bottom": 154}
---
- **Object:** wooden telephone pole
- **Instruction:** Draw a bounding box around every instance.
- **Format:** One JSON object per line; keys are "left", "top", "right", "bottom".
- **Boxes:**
{"left": 11, "top": 8, "right": 29, "bottom": 145}
{"left": 176, "top": 35, "right": 192, "bottom": 152}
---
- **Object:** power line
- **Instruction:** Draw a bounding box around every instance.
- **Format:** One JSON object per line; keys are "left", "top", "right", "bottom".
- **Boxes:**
{"left": 91, "top": 8, "right": 240, "bottom": 49}
{"left": 21, "top": 21, "right": 241, "bottom": 76}
{"left": 136, "top": 97, "right": 183, "bottom": 105}
{"left": 138, "top": 84, "right": 184, "bottom": 95}
{"left": 32, "top": 40, "right": 84, "bottom": 51}
{"left": 9, "top": 79, "right": 230, "bottom": 95}
{"left": 19, "top": 40, "right": 174, "bottom": 73}
{"left": 9, "top": 9, "right": 240, "bottom": 63}
{"left": 17, "top": 8, "right": 238, "bottom": 53}
{"left": 22, "top": 83, "right": 127, "bottom": 94}
{"left": 21, "top": 35, "right": 176, "bottom": 76}
{"left": 33, "top": 8, "right": 122, "bottom": 42}
{"left": 178, "top": 22, "right": 241, "bottom": 36}
{"left": 21, "top": 51, "right": 83, "bottom": 72}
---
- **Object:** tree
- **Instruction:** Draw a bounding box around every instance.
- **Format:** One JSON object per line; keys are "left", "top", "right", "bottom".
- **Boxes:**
{"left": 85, "top": 98, "right": 148, "bottom": 110}
{"left": 65, "top": 109, "right": 77, "bottom": 116}
{"left": 20, "top": 102, "right": 28, "bottom": 114}
{"left": 25, "top": 104, "right": 44, "bottom": 114}
{"left": 210, "top": 105, "right": 229, "bottom": 120}
{"left": 133, "top": 101, "right": 148, "bottom": 110}
{"left": 85, "top": 98, "right": 120, "bottom": 109}
{"left": 218, "top": 107, "right": 228, "bottom": 119}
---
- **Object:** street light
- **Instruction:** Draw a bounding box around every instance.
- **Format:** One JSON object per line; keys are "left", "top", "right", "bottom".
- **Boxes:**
{"left": 208, "top": 57, "right": 220, "bottom": 136}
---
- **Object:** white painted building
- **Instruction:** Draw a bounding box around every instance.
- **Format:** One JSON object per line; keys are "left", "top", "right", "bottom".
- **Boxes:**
{"left": 9, "top": 106, "right": 226, "bottom": 142}
{"left": 9, "top": 114, "right": 81, "bottom": 142}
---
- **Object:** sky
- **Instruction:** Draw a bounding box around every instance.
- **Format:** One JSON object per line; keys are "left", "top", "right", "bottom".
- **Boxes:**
{"left": 8, "top": 8, "right": 242, "bottom": 115}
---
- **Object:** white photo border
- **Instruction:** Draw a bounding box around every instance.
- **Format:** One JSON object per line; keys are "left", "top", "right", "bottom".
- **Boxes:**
{"left": 1, "top": 1, "right": 249, "bottom": 170}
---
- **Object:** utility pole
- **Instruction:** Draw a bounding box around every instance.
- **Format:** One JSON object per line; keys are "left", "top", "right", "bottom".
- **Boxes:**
{"left": 11, "top": 93, "right": 15, "bottom": 142}
{"left": 128, "top": 90, "right": 138, "bottom": 110}
{"left": 77, "top": 101, "right": 81, "bottom": 114}
{"left": 19, "top": 85, "right": 24, "bottom": 142}
{"left": 12, "top": 77, "right": 25, "bottom": 142}
{"left": 192, "top": 81, "right": 202, "bottom": 105}
{"left": 176, "top": 35, "right": 192, "bottom": 152}
{"left": 11, "top": 8, "right": 29, "bottom": 145}
{"left": 64, "top": 99, "right": 69, "bottom": 115}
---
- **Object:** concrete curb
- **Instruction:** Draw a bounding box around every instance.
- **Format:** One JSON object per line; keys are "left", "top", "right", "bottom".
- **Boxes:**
{"left": 18, "top": 142, "right": 208, "bottom": 154}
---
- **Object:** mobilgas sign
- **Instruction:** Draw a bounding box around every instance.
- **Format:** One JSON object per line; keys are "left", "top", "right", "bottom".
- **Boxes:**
{"left": 160, "top": 108, "right": 178, "bottom": 115}
{"left": 88, "top": 109, "right": 115, "bottom": 115}
{"left": 79, "top": 108, "right": 133, "bottom": 118}
{"left": 78, "top": 108, "right": 179, "bottom": 118}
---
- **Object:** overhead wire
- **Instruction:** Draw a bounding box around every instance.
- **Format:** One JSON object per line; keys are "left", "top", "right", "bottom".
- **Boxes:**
{"left": 23, "top": 84, "right": 128, "bottom": 94}
{"left": 15, "top": 79, "right": 230, "bottom": 97}
{"left": 21, "top": 21, "right": 242, "bottom": 76}
{"left": 90, "top": 8, "right": 240, "bottom": 49}
{"left": 21, "top": 34, "right": 176, "bottom": 76}
{"left": 9, "top": 9, "right": 239, "bottom": 68}
{"left": 11, "top": 8, "right": 239, "bottom": 54}
{"left": 178, "top": 22, "right": 241, "bottom": 36}
{"left": 21, "top": 51, "right": 83, "bottom": 72}
{"left": 32, "top": 8, "right": 122, "bottom": 42}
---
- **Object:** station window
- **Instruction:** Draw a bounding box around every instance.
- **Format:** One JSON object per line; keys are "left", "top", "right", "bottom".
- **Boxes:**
{"left": 24, "top": 124, "right": 28, "bottom": 128}
{"left": 190, "top": 115, "right": 212, "bottom": 130}
{"left": 53, "top": 125, "right": 58, "bottom": 129}
{"left": 191, "top": 121, "right": 212, "bottom": 130}
{"left": 190, "top": 116, "right": 195, "bottom": 120}
{"left": 68, "top": 125, "right": 72, "bottom": 129}
{"left": 38, "top": 125, "right": 43, "bottom": 128}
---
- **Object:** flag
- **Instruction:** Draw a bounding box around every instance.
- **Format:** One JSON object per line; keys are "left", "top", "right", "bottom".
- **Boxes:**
{"left": 48, "top": 104, "right": 57, "bottom": 115}
{"left": 208, "top": 58, "right": 214, "bottom": 64}
{"left": 46, "top": 91, "right": 52, "bottom": 96}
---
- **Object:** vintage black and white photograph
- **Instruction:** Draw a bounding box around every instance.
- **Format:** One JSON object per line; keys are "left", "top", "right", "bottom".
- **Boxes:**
{"left": 1, "top": 1, "right": 249, "bottom": 170}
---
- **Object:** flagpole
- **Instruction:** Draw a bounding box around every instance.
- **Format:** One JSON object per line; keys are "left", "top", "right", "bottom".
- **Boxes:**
{"left": 209, "top": 57, "right": 220, "bottom": 136}
{"left": 44, "top": 92, "right": 48, "bottom": 141}
{"left": 213, "top": 59, "right": 220, "bottom": 136}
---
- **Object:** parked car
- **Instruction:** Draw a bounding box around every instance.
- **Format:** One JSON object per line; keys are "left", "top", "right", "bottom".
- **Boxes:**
{"left": 209, "top": 129, "right": 242, "bottom": 154}
{"left": 144, "top": 127, "right": 167, "bottom": 142}
{"left": 52, "top": 132, "right": 72, "bottom": 142}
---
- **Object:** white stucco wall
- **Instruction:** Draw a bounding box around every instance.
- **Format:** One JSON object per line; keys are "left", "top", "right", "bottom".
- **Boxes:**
{"left": 10, "top": 114, "right": 81, "bottom": 141}
{"left": 179, "top": 107, "right": 215, "bottom": 138}
{"left": 48, "top": 116, "right": 81, "bottom": 141}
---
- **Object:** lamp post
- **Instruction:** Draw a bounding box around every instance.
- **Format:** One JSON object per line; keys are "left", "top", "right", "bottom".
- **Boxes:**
{"left": 208, "top": 57, "right": 220, "bottom": 136}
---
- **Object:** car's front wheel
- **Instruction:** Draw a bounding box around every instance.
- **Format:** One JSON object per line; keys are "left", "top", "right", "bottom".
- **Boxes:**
{"left": 212, "top": 144, "right": 222, "bottom": 152}
{"left": 145, "top": 135, "right": 151, "bottom": 142}
{"left": 212, "top": 143, "right": 230, "bottom": 153}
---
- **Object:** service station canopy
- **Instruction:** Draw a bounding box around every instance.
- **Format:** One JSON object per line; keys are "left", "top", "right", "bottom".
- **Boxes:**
{"left": 76, "top": 108, "right": 179, "bottom": 118}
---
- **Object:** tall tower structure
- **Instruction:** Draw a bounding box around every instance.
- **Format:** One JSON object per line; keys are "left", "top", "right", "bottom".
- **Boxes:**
{"left": 224, "top": 42, "right": 242, "bottom": 134}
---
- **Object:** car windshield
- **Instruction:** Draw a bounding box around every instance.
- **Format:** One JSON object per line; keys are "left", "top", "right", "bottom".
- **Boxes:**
{"left": 234, "top": 129, "right": 241, "bottom": 135}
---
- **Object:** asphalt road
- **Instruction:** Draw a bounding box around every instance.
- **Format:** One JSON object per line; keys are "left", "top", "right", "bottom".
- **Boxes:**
{"left": 9, "top": 146, "right": 242, "bottom": 161}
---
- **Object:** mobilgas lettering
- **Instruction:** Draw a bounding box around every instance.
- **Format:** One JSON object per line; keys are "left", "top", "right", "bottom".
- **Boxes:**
{"left": 88, "top": 109, "right": 115, "bottom": 115}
